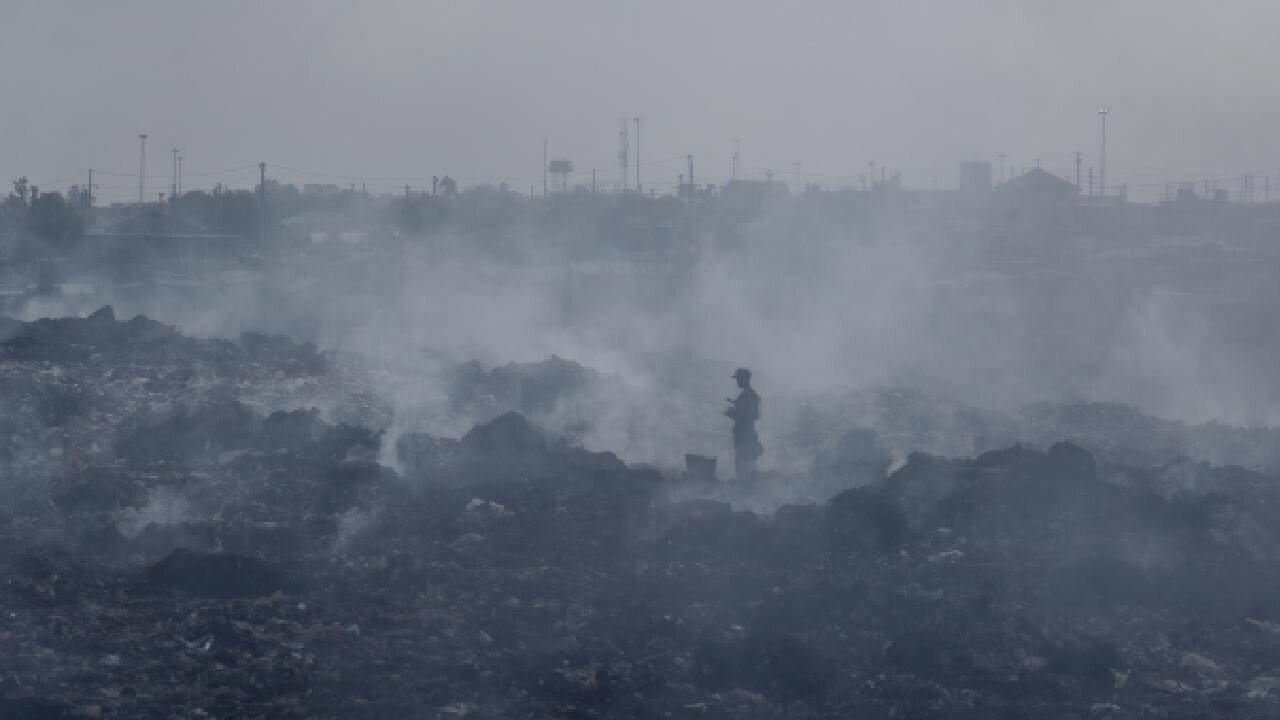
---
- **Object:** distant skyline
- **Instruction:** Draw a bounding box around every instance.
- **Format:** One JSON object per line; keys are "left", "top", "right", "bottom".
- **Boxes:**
{"left": 4, "top": 0, "right": 1280, "bottom": 202}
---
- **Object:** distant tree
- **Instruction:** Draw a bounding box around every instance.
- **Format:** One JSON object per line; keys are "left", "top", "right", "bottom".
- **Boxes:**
{"left": 438, "top": 176, "right": 459, "bottom": 197}
{"left": 26, "top": 191, "right": 85, "bottom": 252}
{"left": 454, "top": 185, "right": 523, "bottom": 250}
{"left": 191, "top": 186, "right": 261, "bottom": 237}
{"left": 391, "top": 193, "right": 451, "bottom": 235}
{"left": 2, "top": 177, "right": 31, "bottom": 226}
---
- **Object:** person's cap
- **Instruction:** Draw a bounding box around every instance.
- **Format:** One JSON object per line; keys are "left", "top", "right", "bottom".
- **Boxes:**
{"left": 732, "top": 367, "right": 752, "bottom": 380}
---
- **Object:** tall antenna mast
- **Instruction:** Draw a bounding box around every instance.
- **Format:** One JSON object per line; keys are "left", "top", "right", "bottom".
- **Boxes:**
{"left": 1097, "top": 108, "right": 1109, "bottom": 197}
{"left": 633, "top": 117, "right": 643, "bottom": 194}
{"left": 138, "top": 134, "right": 148, "bottom": 203}
{"left": 258, "top": 162, "right": 267, "bottom": 241}
{"left": 618, "top": 119, "right": 629, "bottom": 191}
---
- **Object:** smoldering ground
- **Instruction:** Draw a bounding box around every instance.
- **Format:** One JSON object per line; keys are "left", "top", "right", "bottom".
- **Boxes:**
{"left": 7, "top": 190, "right": 1280, "bottom": 485}
{"left": 7, "top": 305, "right": 1280, "bottom": 718}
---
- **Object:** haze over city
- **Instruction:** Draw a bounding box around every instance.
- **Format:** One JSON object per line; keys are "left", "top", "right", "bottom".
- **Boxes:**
{"left": 6, "top": 1, "right": 1280, "bottom": 201}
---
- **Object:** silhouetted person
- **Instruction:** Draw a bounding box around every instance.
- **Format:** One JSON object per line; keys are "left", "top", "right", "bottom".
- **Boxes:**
{"left": 725, "top": 367, "right": 763, "bottom": 480}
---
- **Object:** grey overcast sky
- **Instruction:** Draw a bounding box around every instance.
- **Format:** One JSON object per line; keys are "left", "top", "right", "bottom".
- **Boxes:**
{"left": 3, "top": 0, "right": 1279, "bottom": 200}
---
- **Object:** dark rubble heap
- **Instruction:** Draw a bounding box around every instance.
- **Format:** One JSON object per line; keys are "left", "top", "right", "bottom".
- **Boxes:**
{"left": 0, "top": 306, "right": 336, "bottom": 491}
{"left": 3, "top": 315, "right": 1280, "bottom": 717}
{"left": 791, "top": 387, "right": 1280, "bottom": 480}
{"left": 446, "top": 356, "right": 595, "bottom": 421}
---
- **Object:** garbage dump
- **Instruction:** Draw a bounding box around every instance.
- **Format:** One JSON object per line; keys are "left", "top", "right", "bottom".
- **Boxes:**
{"left": 4, "top": 310, "right": 1280, "bottom": 718}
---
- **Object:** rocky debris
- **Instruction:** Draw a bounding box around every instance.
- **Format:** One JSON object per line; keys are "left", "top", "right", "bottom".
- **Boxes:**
{"left": 691, "top": 632, "right": 832, "bottom": 701}
{"left": 5, "top": 403, "right": 1280, "bottom": 717}
{"left": 447, "top": 355, "right": 593, "bottom": 419}
{"left": 146, "top": 548, "right": 295, "bottom": 598}
{"left": 7, "top": 312, "right": 1280, "bottom": 716}
{"left": 794, "top": 388, "right": 1280, "bottom": 478}
{"left": 0, "top": 697, "right": 73, "bottom": 719}
{"left": 1015, "top": 401, "right": 1280, "bottom": 473}
{"left": 5, "top": 548, "right": 103, "bottom": 607}
{"left": 812, "top": 427, "right": 893, "bottom": 492}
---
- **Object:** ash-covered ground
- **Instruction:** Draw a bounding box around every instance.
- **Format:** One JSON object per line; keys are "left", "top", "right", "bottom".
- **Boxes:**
{"left": 5, "top": 309, "right": 1280, "bottom": 719}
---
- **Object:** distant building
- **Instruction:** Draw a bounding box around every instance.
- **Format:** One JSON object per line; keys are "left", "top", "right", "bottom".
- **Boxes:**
{"left": 87, "top": 207, "right": 242, "bottom": 263}
{"left": 995, "top": 168, "right": 1078, "bottom": 211}
{"left": 720, "top": 179, "right": 789, "bottom": 206}
{"left": 281, "top": 211, "right": 371, "bottom": 245}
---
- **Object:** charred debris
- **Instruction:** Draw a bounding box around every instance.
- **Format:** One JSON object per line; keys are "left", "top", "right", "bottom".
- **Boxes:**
{"left": 3, "top": 311, "right": 1280, "bottom": 718}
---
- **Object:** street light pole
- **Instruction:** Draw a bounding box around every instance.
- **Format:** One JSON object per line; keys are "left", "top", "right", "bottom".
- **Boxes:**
{"left": 138, "top": 134, "right": 148, "bottom": 203}
{"left": 633, "top": 117, "right": 643, "bottom": 194}
{"left": 1098, "top": 109, "right": 1109, "bottom": 197}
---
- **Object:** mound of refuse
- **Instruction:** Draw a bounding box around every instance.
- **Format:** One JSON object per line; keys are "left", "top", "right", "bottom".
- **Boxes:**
{"left": 4, "top": 311, "right": 1280, "bottom": 717}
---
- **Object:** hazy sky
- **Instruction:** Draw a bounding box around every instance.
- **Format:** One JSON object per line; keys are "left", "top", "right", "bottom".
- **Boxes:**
{"left": 4, "top": 0, "right": 1279, "bottom": 201}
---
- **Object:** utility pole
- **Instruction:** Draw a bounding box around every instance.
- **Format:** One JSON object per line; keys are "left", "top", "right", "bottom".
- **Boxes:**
{"left": 633, "top": 117, "right": 643, "bottom": 194}
{"left": 542, "top": 138, "right": 548, "bottom": 196}
{"left": 1074, "top": 152, "right": 1082, "bottom": 192}
{"left": 1088, "top": 167, "right": 1094, "bottom": 197}
{"left": 1097, "top": 108, "right": 1109, "bottom": 197}
{"left": 171, "top": 148, "right": 179, "bottom": 203}
{"left": 177, "top": 155, "right": 183, "bottom": 195}
{"left": 732, "top": 138, "right": 740, "bottom": 181}
{"left": 87, "top": 169, "right": 94, "bottom": 208}
{"left": 998, "top": 153, "right": 1006, "bottom": 184}
{"left": 687, "top": 154, "right": 694, "bottom": 190}
{"left": 258, "top": 162, "right": 267, "bottom": 242}
{"left": 618, "top": 119, "right": 629, "bottom": 192}
{"left": 138, "top": 134, "right": 148, "bottom": 203}
{"left": 592, "top": 169, "right": 597, "bottom": 193}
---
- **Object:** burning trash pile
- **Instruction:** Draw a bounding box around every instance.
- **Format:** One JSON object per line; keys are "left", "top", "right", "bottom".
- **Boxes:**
{"left": 3, "top": 310, "right": 1280, "bottom": 718}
